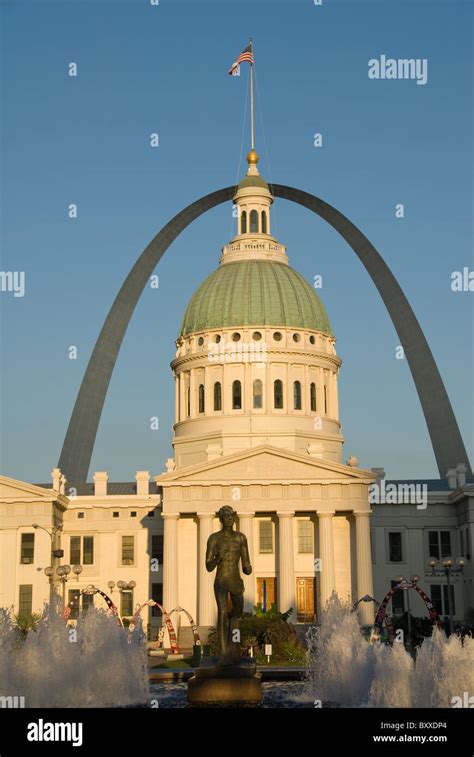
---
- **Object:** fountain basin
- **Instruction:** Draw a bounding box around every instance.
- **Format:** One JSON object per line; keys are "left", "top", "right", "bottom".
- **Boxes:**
{"left": 187, "top": 657, "right": 262, "bottom": 706}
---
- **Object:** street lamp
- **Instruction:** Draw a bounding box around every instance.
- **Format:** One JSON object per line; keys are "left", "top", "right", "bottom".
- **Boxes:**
{"left": 55, "top": 564, "right": 83, "bottom": 607}
{"left": 34, "top": 523, "right": 63, "bottom": 607}
{"left": 429, "top": 557, "right": 464, "bottom": 634}
{"left": 72, "top": 564, "right": 83, "bottom": 578}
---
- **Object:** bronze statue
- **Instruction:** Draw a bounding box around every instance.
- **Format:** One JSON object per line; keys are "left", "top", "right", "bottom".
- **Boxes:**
{"left": 205, "top": 505, "right": 252, "bottom": 662}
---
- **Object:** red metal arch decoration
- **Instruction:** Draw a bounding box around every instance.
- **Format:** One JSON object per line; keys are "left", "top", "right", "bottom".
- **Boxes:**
{"left": 129, "top": 600, "right": 180, "bottom": 655}
{"left": 373, "top": 583, "right": 440, "bottom": 637}
{"left": 168, "top": 606, "right": 201, "bottom": 646}
{"left": 80, "top": 587, "right": 123, "bottom": 626}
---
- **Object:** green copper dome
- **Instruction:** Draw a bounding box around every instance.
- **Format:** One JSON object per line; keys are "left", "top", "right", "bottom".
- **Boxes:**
{"left": 179, "top": 260, "right": 332, "bottom": 337}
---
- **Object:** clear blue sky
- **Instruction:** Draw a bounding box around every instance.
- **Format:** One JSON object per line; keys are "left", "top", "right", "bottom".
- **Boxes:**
{"left": 1, "top": 0, "right": 472, "bottom": 483}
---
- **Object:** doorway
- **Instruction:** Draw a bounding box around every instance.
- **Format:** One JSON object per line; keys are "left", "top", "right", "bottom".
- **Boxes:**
{"left": 296, "top": 578, "right": 315, "bottom": 622}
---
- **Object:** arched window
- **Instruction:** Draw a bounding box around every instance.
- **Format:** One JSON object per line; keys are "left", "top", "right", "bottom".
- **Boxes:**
{"left": 274, "top": 379, "right": 283, "bottom": 409}
{"left": 310, "top": 383, "right": 316, "bottom": 412}
{"left": 293, "top": 381, "right": 302, "bottom": 410}
{"left": 198, "top": 384, "right": 205, "bottom": 414}
{"left": 186, "top": 387, "right": 190, "bottom": 417}
{"left": 324, "top": 385, "right": 328, "bottom": 415}
{"left": 232, "top": 380, "right": 242, "bottom": 410}
{"left": 241, "top": 210, "right": 247, "bottom": 234}
{"left": 250, "top": 209, "right": 258, "bottom": 233}
{"left": 253, "top": 379, "right": 263, "bottom": 409}
{"left": 261, "top": 210, "right": 267, "bottom": 234}
{"left": 214, "top": 382, "right": 222, "bottom": 411}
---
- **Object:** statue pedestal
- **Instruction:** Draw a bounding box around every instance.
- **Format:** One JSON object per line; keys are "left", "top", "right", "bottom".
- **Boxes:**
{"left": 187, "top": 657, "right": 262, "bottom": 707}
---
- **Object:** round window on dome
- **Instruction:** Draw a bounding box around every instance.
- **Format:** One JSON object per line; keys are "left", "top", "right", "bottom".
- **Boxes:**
{"left": 309, "top": 335, "right": 316, "bottom": 345}
{"left": 198, "top": 337, "right": 204, "bottom": 346}
{"left": 252, "top": 331, "right": 262, "bottom": 341}
{"left": 293, "top": 333, "right": 301, "bottom": 343}
{"left": 215, "top": 335, "right": 221, "bottom": 343}
{"left": 273, "top": 332, "right": 282, "bottom": 342}
{"left": 232, "top": 332, "right": 241, "bottom": 342}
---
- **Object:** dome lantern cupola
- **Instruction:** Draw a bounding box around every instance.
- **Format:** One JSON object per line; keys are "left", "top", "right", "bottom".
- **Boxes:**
{"left": 221, "top": 148, "right": 288, "bottom": 266}
{"left": 232, "top": 148, "right": 273, "bottom": 240}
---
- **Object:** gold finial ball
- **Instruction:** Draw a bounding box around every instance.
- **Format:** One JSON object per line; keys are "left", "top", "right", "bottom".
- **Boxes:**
{"left": 247, "top": 149, "right": 259, "bottom": 165}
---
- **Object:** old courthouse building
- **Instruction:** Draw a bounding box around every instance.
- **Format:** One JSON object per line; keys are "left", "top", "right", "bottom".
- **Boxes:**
{"left": 1, "top": 151, "right": 472, "bottom": 640}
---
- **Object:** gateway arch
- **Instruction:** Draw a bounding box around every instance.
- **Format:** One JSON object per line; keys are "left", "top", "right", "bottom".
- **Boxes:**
{"left": 58, "top": 184, "right": 472, "bottom": 482}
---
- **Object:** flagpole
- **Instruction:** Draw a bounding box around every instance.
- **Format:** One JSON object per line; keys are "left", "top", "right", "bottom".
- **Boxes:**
{"left": 249, "top": 38, "right": 254, "bottom": 150}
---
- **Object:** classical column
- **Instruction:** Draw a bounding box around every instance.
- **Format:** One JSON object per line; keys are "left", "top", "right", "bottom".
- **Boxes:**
{"left": 174, "top": 376, "right": 179, "bottom": 422}
{"left": 354, "top": 511, "right": 375, "bottom": 625}
{"left": 277, "top": 512, "right": 296, "bottom": 622}
{"left": 318, "top": 511, "right": 336, "bottom": 611}
{"left": 303, "top": 363, "right": 309, "bottom": 414}
{"left": 179, "top": 372, "right": 186, "bottom": 421}
{"left": 333, "top": 369, "right": 339, "bottom": 421}
{"left": 244, "top": 361, "right": 251, "bottom": 413}
{"left": 237, "top": 512, "right": 255, "bottom": 612}
{"left": 286, "top": 362, "right": 293, "bottom": 412}
{"left": 318, "top": 366, "right": 325, "bottom": 416}
{"left": 189, "top": 369, "right": 196, "bottom": 416}
{"left": 162, "top": 513, "right": 179, "bottom": 616}
{"left": 197, "top": 512, "right": 215, "bottom": 625}
{"left": 327, "top": 370, "right": 333, "bottom": 418}
{"left": 204, "top": 366, "right": 211, "bottom": 417}
{"left": 265, "top": 361, "right": 271, "bottom": 414}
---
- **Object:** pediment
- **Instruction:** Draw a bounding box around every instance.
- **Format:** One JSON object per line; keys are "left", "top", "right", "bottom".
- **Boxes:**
{"left": 0, "top": 476, "right": 60, "bottom": 502}
{"left": 156, "top": 445, "right": 374, "bottom": 485}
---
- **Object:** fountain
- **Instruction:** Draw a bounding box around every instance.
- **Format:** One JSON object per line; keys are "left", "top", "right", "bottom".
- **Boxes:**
{"left": 0, "top": 606, "right": 149, "bottom": 708}
{"left": 306, "top": 595, "right": 474, "bottom": 708}
{"left": 1, "top": 591, "right": 472, "bottom": 709}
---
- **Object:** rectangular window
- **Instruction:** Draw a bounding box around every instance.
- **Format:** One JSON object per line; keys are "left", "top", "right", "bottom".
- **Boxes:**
{"left": 151, "top": 534, "right": 163, "bottom": 561}
{"left": 122, "top": 535, "right": 135, "bottom": 565}
{"left": 70, "top": 536, "right": 81, "bottom": 565}
{"left": 259, "top": 521, "right": 273, "bottom": 553}
{"left": 391, "top": 580, "right": 405, "bottom": 615}
{"left": 68, "top": 589, "right": 81, "bottom": 620}
{"left": 428, "top": 531, "right": 439, "bottom": 560}
{"left": 151, "top": 583, "right": 163, "bottom": 617}
{"left": 388, "top": 532, "right": 403, "bottom": 562}
{"left": 297, "top": 520, "right": 313, "bottom": 553}
{"left": 20, "top": 533, "right": 35, "bottom": 564}
{"left": 82, "top": 592, "right": 94, "bottom": 613}
{"left": 121, "top": 590, "right": 134, "bottom": 617}
{"left": 18, "top": 585, "right": 33, "bottom": 618}
{"left": 83, "top": 536, "right": 94, "bottom": 565}
{"left": 70, "top": 536, "right": 94, "bottom": 565}
{"left": 430, "top": 585, "right": 443, "bottom": 616}
{"left": 440, "top": 531, "right": 451, "bottom": 558}
{"left": 460, "top": 530, "right": 464, "bottom": 558}
{"left": 442, "top": 584, "right": 455, "bottom": 616}
{"left": 430, "top": 584, "right": 455, "bottom": 617}
{"left": 428, "top": 530, "right": 452, "bottom": 560}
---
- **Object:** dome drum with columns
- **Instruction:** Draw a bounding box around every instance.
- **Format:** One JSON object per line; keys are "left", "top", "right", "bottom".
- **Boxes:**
{"left": 172, "top": 150, "right": 343, "bottom": 470}
{"left": 156, "top": 149, "right": 375, "bottom": 630}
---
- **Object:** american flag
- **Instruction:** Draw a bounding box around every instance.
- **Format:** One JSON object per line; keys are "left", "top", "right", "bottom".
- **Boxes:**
{"left": 228, "top": 44, "right": 254, "bottom": 75}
